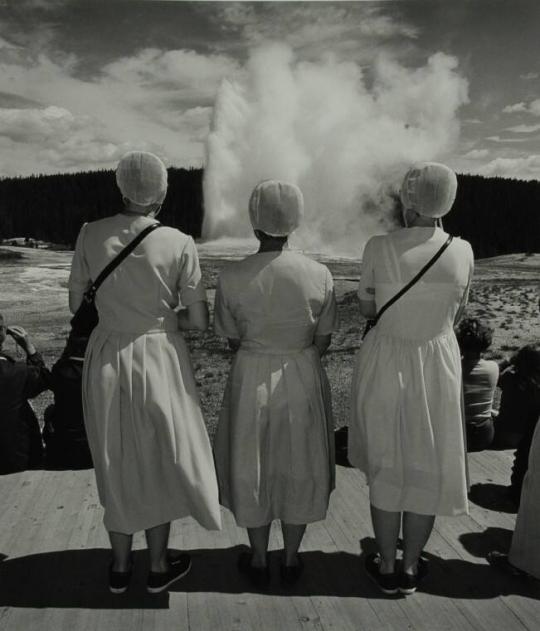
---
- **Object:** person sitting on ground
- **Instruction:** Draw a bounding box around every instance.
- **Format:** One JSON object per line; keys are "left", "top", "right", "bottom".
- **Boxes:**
{"left": 496, "top": 343, "right": 540, "bottom": 507}
{"left": 0, "top": 314, "right": 50, "bottom": 474}
{"left": 456, "top": 317, "right": 499, "bottom": 451}
{"left": 43, "top": 332, "right": 92, "bottom": 470}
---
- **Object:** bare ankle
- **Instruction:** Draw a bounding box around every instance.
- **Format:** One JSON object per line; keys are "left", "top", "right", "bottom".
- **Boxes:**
{"left": 379, "top": 558, "right": 396, "bottom": 574}
{"left": 251, "top": 553, "right": 267, "bottom": 568}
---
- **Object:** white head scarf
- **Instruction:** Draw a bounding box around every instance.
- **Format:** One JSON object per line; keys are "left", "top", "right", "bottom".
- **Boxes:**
{"left": 400, "top": 162, "right": 457, "bottom": 219}
{"left": 116, "top": 151, "right": 168, "bottom": 206}
{"left": 248, "top": 180, "right": 304, "bottom": 237}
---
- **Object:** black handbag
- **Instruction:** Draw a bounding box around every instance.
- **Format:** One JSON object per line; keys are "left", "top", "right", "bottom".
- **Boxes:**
{"left": 362, "top": 235, "right": 453, "bottom": 339}
{"left": 70, "top": 223, "right": 161, "bottom": 337}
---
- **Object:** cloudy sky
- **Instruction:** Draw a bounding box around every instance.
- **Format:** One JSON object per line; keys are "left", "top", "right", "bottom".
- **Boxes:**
{"left": 1, "top": 0, "right": 540, "bottom": 180}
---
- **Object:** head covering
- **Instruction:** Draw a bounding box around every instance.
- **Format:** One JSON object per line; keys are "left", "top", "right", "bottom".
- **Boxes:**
{"left": 248, "top": 180, "right": 304, "bottom": 237}
{"left": 400, "top": 162, "right": 457, "bottom": 218}
{"left": 116, "top": 151, "right": 168, "bottom": 206}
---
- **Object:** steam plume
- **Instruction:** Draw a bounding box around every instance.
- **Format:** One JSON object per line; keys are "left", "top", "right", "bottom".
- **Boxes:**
{"left": 203, "top": 43, "right": 468, "bottom": 255}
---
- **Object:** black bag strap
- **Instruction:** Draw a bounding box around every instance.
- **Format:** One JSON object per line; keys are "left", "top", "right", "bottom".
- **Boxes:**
{"left": 84, "top": 223, "right": 161, "bottom": 300}
{"left": 372, "top": 235, "right": 453, "bottom": 326}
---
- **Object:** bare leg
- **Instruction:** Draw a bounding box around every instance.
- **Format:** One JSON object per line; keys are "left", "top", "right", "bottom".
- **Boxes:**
{"left": 145, "top": 522, "right": 171, "bottom": 573}
{"left": 109, "top": 531, "right": 133, "bottom": 572}
{"left": 247, "top": 524, "right": 271, "bottom": 567}
{"left": 370, "top": 504, "right": 401, "bottom": 574}
{"left": 402, "top": 512, "right": 435, "bottom": 575}
{"left": 281, "top": 522, "right": 307, "bottom": 566}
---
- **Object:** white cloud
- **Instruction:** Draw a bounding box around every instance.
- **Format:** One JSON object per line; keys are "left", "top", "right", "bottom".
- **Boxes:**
{"left": 504, "top": 123, "right": 540, "bottom": 133}
{"left": 0, "top": 46, "right": 241, "bottom": 175}
{"left": 213, "top": 4, "right": 418, "bottom": 57}
{"left": 102, "top": 48, "right": 238, "bottom": 99}
{"left": 502, "top": 98, "right": 540, "bottom": 116}
{"left": 520, "top": 72, "right": 539, "bottom": 80}
{"left": 486, "top": 135, "right": 528, "bottom": 143}
{"left": 477, "top": 155, "right": 540, "bottom": 180}
{"left": 462, "top": 149, "right": 489, "bottom": 159}
{"left": 502, "top": 102, "right": 527, "bottom": 114}
{"left": 0, "top": 105, "right": 137, "bottom": 175}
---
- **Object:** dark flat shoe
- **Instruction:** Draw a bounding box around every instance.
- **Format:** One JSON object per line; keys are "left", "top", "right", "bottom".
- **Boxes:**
{"left": 147, "top": 554, "right": 192, "bottom": 593}
{"left": 238, "top": 551, "right": 270, "bottom": 589}
{"left": 365, "top": 553, "right": 399, "bottom": 595}
{"left": 109, "top": 563, "right": 133, "bottom": 594}
{"left": 280, "top": 556, "right": 304, "bottom": 587}
{"left": 399, "top": 557, "right": 429, "bottom": 594}
{"left": 487, "top": 551, "right": 528, "bottom": 577}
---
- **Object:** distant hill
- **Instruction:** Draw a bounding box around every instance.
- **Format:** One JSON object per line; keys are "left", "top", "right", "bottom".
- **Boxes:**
{"left": 0, "top": 169, "right": 538, "bottom": 257}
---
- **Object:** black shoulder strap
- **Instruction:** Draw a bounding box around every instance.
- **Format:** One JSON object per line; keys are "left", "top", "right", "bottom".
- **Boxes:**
{"left": 85, "top": 223, "right": 161, "bottom": 299}
{"left": 372, "top": 235, "right": 453, "bottom": 326}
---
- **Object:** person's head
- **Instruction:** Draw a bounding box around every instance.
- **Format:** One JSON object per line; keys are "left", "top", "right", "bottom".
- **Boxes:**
{"left": 249, "top": 179, "right": 304, "bottom": 241}
{"left": 400, "top": 162, "right": 458, "bottom": 227}
{"left": 116, "top": 151, "right": 168, "bottom": 216}
{"left": 0, "top": 313, "right": 6, "bottom": 348}
{"left": 513, "top": 343, "right": 540, "bottom": 387}
{"left": 456, "top": 317, "right": 494, "bottom": 356}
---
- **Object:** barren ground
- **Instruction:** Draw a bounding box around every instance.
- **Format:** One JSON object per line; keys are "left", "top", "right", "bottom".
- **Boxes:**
{"left": 0, "top": 245, "right": 538, "bottom": 436}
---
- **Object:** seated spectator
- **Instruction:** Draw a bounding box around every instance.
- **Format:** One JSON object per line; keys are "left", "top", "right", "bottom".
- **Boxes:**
{"left": 496, "top": 343, "right": 540, "bottom": 507}
{"left": 0, "top": 314, "right": 50, "bottom": 474}
{"left": 43, "top": 332, "right": 92, "bottom": 469}
{"left": 456, "top": 317, "right": 499, "bottom": 451}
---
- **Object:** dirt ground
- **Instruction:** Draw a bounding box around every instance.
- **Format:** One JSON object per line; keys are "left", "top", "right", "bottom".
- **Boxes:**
{"left": 0, "top": 245, "right": 538, "bottom": 437}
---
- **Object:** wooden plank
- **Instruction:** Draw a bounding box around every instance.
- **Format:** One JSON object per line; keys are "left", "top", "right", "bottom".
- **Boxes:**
{"left": 1, "top": 450, "right": 540, "bottom": 631}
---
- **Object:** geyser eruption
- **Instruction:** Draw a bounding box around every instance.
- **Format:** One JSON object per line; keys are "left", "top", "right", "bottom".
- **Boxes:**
{"left": 203, "top": 43, "right": 468, "bottom": 256}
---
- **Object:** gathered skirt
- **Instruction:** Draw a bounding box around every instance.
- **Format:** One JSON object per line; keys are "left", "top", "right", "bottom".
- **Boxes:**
{"left": 509, "top": 420, "right": 540, "bottom": 578}
{"left": 348, "top": 329, "right": 468, "bottom": 516}
{"left": 83, "top": 327, "right": 221, "bottom": 534}
{"left": 213, "top": 346, "right": 335, "bottom": 528}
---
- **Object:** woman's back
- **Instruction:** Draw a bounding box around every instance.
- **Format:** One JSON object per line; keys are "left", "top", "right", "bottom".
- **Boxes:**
{"left": 71, "top": 213, "right": 200, "bottom": 333}
{"left": 215, "top": 250, "right": 335, "bottom": 352}
{"left": 362, "top": 227, "right": 473, "bottom": 341}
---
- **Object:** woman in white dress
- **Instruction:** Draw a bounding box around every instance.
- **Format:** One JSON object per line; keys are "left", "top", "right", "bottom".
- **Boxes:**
{"left": 213, "top": 180, "right": 338, "bottom": 587}
{"left": 68, "top": 152, "right": 221, "bottom": 594}
{"left": 348, "top": 163, "right": 473, "bottom": 595}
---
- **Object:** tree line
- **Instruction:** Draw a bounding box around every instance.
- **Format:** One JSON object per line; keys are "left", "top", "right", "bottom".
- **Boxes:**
{"left": 0, "top": 168, "right": 538, "bottom": 258}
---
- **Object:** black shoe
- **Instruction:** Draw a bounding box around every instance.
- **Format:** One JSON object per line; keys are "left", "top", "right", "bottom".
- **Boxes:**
{"left": 147, "top": 554, "right": 192, "bottom": 593}
{"left": 167, "top": 550, "right": 187, "bottom": 566}
{"left": 280, "top": 556, "right": 305, "bottom": 587}
{"left": 365, "top": 553, "right": 399, "bottom": 595}
{"left": 399, "top": 557, "right": 429, "bottom": 594}
{"left": 109, "top": 563, "right": 133, "bottom": 595}
{"left": 238, "top": 551, "right": 270, "bottom": 589}
{"left": 487, "top": 551, "right": 528, "bottom": 577}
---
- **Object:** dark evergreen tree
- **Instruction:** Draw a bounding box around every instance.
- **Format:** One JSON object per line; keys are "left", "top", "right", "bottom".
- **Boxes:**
{"left": 0, "top": 169, "right": 538, "bottom": 257}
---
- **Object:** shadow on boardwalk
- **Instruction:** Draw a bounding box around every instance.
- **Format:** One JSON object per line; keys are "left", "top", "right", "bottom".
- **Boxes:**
{"left": 0, "top": 538, "right": 538, "bottom": 609}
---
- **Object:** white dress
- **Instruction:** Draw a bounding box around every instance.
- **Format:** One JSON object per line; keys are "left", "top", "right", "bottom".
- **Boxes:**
{"left": 213, "top": 250, "right": 338, "bottom": 528}
{"left": 68, "top": 213, "right": 221, "bottom": 534}
{"left": 509, "top": 417, "right": 540, "bottom": 578}
{"left": 348, "top": 227, "right": 473, "bottom": 516}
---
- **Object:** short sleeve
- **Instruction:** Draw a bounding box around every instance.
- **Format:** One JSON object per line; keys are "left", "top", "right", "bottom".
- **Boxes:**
{"left": 214, "top": 274, "right": 240, "bottom": 339}
{"left": 68, "top": 223, "right": 92, "bottom": 293}
{"left": 459, "top": 240, "right": 475, "bottom": 307}
{"left": 315, "top": 267, "right": 338, "bottom": 335}
{"left": 357, "top": 236, "right": 376, "bottom": 301}
{"left": 178, "top": 237, "right": 207, "bottom": 307}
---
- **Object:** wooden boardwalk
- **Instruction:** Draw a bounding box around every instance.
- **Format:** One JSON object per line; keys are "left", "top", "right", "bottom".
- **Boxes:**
{"left": 0, "top": 449, "right": 539, "bottom": 631}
